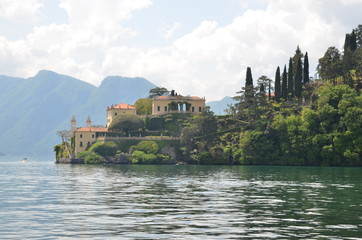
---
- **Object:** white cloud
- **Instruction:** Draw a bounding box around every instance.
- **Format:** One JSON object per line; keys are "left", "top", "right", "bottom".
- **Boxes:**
{"left": 0, "top": 0, "right": 360, "bottom": 101}
{"left": 0, "top": 0, "right": 43, "bottom": 21}
{"left": 340, "top": 0, "right": 362, "bottom": 5}
{"left": 163, "top": 22, "right": 181, "bottom": 40}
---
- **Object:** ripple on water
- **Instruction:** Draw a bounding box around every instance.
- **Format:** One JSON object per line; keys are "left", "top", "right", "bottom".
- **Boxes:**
{"left": 0, "top": 162, "right": 361, "bottom": 239}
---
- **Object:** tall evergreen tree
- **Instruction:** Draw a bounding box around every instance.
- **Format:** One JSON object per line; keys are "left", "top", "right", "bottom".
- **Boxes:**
{"left": 245, "top": 67, "right": 254, "bottom": 107}
{"left": 295, "top": 58, "right": 303, "bottom": 98}
{"left": 245, "top": 67, "right": 253, "bottom": 87}
{"left": 268, "top": 77, "right": 272, "bottom": 101}
{"left": 343, "top": 32, "right": 358, "bottom": 81}
{"left": 354, "top": 24, "right": 362, "bottom": 48}
{"left": 281, "top": 65, "right": 288, "bottom": 100}
{"left": 288, "top": 58, "right": 294, "bottom": 99}
{"left": 292, "top": 46, "right": 304, "bottom": 76}
{"left": 303, "top": 52, "right": 310, "bottom": 84}
{"left": 350, "top": 30, "right": 357, "bottom": 52}
{"left": 274, "top": 66, "right": 281, "bottom": 102}
{"left": 344, "top": 33, "right": 351, "bottom": 53}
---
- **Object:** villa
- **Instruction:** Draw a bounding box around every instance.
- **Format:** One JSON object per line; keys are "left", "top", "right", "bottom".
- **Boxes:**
{"left": 71, "top": 92, "right": 206, "bottom": 155}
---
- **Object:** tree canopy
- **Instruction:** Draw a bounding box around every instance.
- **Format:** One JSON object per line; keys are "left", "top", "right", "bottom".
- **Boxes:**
{"left": 134, "top": 98, "right": 152, "bottom": 115}
{"left": 149, "top": 87, "right": 169, "bottom": 98}
{"left": 108, "top": 114, "right": 145, "bottom": 134}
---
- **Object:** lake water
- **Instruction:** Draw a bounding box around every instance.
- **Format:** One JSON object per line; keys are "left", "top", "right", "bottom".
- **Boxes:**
{"left": 0, "top": 157, "right": 361, "bottom": 239}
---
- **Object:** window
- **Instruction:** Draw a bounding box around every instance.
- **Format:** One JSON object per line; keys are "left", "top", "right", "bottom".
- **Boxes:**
{"left": 199, "top": 107, "right": 202, "bottom": 112}
{"left": 192, "top": 106, "right": 195, "bottom": 112}
{"left": 80, "top": 134, "right": 83, "bottom": 138}
{"left": 87, "top": 142, "right": 90, "bottom": 147}
{"left": 115, "top": 113, "right": 118, "bottom": 116}
{"left": 92, "top": 134, "right": 94, "bottom": 138}
{"left": 164, "top": 106, "right": 167, "bottom": 111}
{"left": 157, "top": 106, "right": 160, "bottom": 111}
{"left": 80, "top": 141, "right": 83, "bottom": 147}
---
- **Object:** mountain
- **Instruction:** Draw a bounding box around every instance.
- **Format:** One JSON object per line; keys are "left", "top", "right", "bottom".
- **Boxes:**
{"left": 207, "top": 96, "right": 235, "bottom": 115}
{"left": 0, "top": 70, "right": 156, "bottom": 156}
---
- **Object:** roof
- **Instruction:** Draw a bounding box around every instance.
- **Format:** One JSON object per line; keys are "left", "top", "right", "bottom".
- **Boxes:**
{"left": 154, "top": 95, "right": 205, "bottom": 101}
{"left": 107, "top": 103, "right": 135, "bottom": 110}
{"left": 76, "top": 127, "right": 108, "bottom": 132}
{"left": 266, "top": 92, "right": 275, "bottom": 97}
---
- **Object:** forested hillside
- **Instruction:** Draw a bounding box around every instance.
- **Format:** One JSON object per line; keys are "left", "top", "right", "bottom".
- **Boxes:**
{"left": 177, "top": 25, "right": 361, "bottom": 166}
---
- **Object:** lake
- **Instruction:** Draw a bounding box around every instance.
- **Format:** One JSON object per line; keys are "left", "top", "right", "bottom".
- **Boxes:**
{"left": 0, "top": 156, "right": 361, "bottom": 239}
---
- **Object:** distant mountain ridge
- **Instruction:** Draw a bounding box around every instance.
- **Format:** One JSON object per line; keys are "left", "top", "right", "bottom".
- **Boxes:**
{"left": 206, "top": 96, "right": 235, "bottom": 115}
{"left": 0, "top": 70, "right": 156, "bottom": 155}
{"left": 0, "top": 70, "right": 229, "bottom": 156}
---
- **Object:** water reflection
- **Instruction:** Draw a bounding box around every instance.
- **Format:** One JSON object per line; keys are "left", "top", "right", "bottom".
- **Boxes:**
{"left": 0, "top": 160, "right": 361, "bottom": 239}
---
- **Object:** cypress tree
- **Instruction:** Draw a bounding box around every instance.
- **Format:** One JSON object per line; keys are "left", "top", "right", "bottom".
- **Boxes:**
{"left": 295, "top": 58, "right": 303, "bottom": 98}
{"left": 344, "top": 33, "right": 351, "bottom": 53}
{"left": 245, "top": 67, "right": 253, "bottom": 87}
{"left": 350, "top": 30, "right": 357, "bottom": 52}
{"left": 288, "top": 58, "right": 294, "bottom": 99}
{"left": 292, "top": 46, "right": 304, "bottom": 76}
{"left": 243, "top": 67, "right": 255, "bottom": 108}
{"left": 303, "top": 52, "right": 309, "bottom": 84}
{"left": 274, "top": 66, "right": 281, "bottom": 102}
{"left": 268, "top": 77, "right": 271, "bottom": 101}
{"left": 281, "top": 65, "right": 288, "bottom": 100}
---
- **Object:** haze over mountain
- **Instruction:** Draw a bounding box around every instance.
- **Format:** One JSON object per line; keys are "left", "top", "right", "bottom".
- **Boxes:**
{"left": 0, "top": 70, "right": 228, "bottom": 156}
{"left": 0, "top": 70, "right": 155, "bottom": 156}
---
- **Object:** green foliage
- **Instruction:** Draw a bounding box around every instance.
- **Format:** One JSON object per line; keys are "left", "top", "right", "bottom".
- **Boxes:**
{"left": 196, "top": 152, "right": 213, "bottom": 165}
{"left": 88, "top": 141, "right": 118, "bottom": 157}
{"left": 149, "top": 87, "right": 169, "bottom": 98}
{"left": 304, "top": 52, "right": 310, "bottom": 84}
{"left": 108, "top": 114, "right": 145, "bottom": 134}
{"left": 245, "top": 67, "right": 253, "bottom": 86}
{"left": 131, "top": 150, "right": 158, "bottom": 164}
{"left": 84, "top": 152, "right": 104, "bottom": 164}
{"left": 317, "top": 47, "right": 343, "bottom": 81}
{"left": 134, "top": 98, "right": 152, "bottom": 115}
{"left": 281, "top": 65, "right": 288, "bottom": 100}
{"left": 130, "top": 141, "right": 159, "bottom": 154}
{"left": 288, "top": 58, "right": 294, "bottom": 99}
{"left": 146, "top": 116, "right": 165, "bottom": 130}
{"left": 54, "top": 143, "right": 71, "bottom": 160}
{"left": 275, "top": 66, "right": 281, "bottom": 101}
{"left": 295, "top": 58, "right": 303, "bottom": 98}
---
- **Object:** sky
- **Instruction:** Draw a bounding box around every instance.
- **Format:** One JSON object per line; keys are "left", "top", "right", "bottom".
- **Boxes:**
{"left": 0, "top": 0, "right": 361, "bottom": 101}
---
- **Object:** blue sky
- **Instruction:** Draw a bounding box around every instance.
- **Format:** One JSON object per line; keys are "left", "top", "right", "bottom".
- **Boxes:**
{"left": 0, "top": 0, "right": 361, "bottom": 100}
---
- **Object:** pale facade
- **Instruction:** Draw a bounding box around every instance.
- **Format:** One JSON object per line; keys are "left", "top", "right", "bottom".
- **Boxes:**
{"left": 152, "top": 95, "right": 206, "bottom": 115}
{"left": 74, "top": 127, "right": 108, "bottom": 154}
{"left": 106, "top": 103, "right": 136, "bottom": 127}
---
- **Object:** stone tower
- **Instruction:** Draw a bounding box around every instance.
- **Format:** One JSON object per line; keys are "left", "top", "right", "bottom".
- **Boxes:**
{"left": 71, "top": 115, "right": 76, "bottom": 137}
{"left": 86, "top": 115, "right": 92, "bottom": 127}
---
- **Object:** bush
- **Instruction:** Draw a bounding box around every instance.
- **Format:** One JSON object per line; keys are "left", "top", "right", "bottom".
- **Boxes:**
{"left": 88, "top": 141, "right": 118, "bottom": 157}
{"left": 108, "top": 114, "right": 145, "bottom": 133}
{"left": 147, "top": 117, "right": 165, "bottom": 130}
{"left": 84, "top": 152, "right": 104, "bottom": 164}
{"left": 131, "top": 150, "right": 157, "bottom": 164}
{"left": 196, "top": 152, "right": 213, "bottom": 165}
{"left": 130, "top": 141, "right": 159, "bottom": 154}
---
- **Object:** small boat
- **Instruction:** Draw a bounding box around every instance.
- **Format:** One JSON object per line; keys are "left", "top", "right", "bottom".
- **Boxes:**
{"left": 22, "top": 158, "right": 29, "bottom": 163}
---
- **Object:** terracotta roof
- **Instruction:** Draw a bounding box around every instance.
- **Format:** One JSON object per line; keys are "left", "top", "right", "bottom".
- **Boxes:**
{"left": 155, "top": 95, "right": 205, "bottom": 101}
{"left": 108, "top": 103, "right": 135, "bottom": 110}
{"left": 76, "top": 127, "right": 108, "bottom": 132}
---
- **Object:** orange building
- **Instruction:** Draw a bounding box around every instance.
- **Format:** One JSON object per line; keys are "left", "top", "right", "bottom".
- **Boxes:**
{"left": 106, "top": 103, "right": 136, "bottom": 127}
